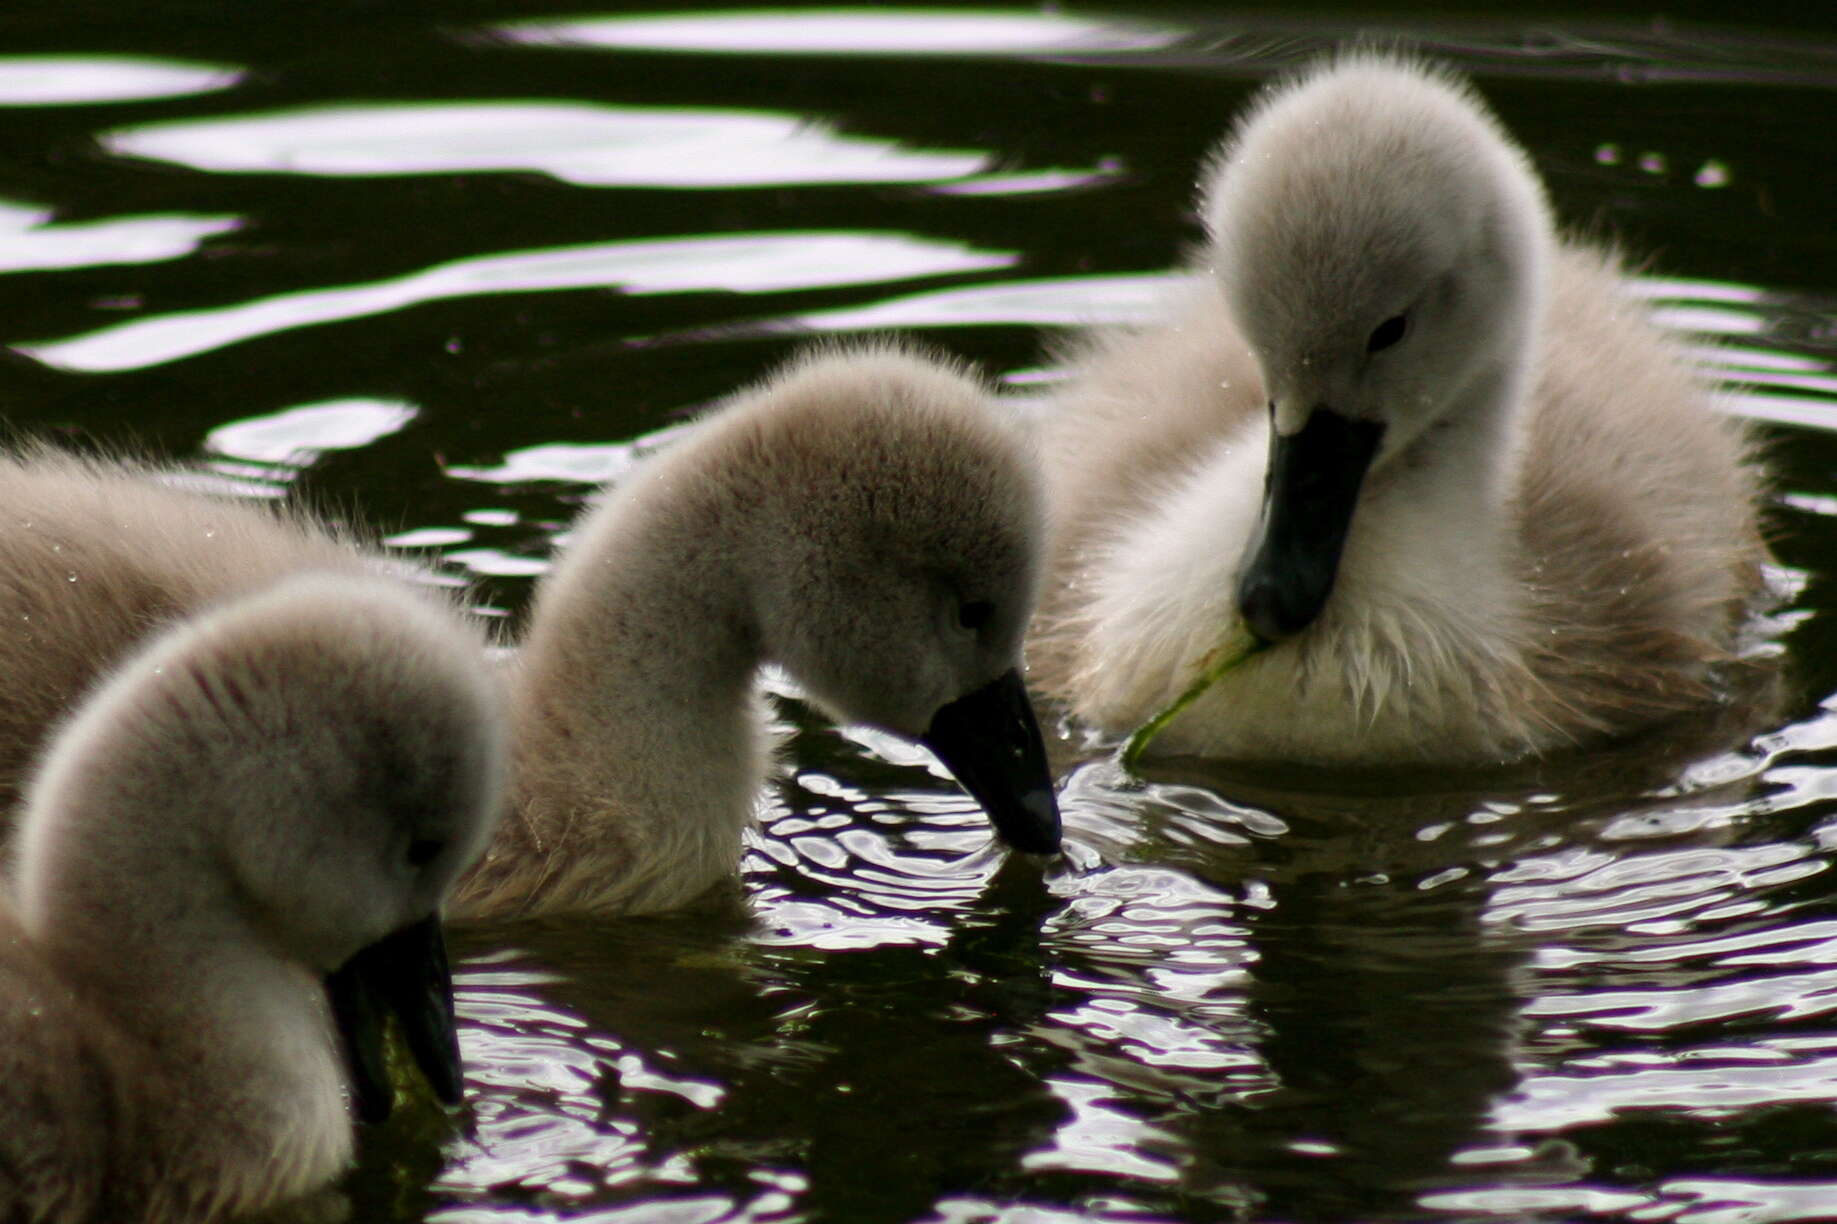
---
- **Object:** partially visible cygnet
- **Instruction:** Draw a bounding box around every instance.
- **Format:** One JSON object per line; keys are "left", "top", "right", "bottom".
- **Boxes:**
{"left": 0, "top": 574, "right": 505, "bottom": 1221}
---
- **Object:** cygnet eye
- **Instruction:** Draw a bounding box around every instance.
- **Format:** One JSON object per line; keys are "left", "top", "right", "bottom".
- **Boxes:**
{"left": 958, "top": 600, "right": 996, "bottom": 632}
{"left": 406, "top": 838, "right": 444, "bottom": 868}
{"left": 1367, "top": 314, "right": 1408, "bottom": 352}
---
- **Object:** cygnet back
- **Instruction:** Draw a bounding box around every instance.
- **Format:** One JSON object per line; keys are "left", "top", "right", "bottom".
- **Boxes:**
{"left": 0, "top": 447, "right": 370, "bottom": 805}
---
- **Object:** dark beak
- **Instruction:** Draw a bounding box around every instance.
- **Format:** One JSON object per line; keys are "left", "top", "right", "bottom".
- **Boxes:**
{"left": 919, "top": 668, "right": 1061, "bottom": 854}
{"left": 1236, "top": 406, "right": 1385, "bottom": 643}
{"left": 325, "top": 912, "right": 463, "bottom": 1124}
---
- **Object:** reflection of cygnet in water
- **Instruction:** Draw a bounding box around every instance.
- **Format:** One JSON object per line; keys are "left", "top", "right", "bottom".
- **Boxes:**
{"left": 1222, "top": 862, "right": 1527, "bottom": 1215}
{"left": 1074, "top": 708, "right": 1783, "bottom": 1216}
{"left": 1031, "top": 51, "right": 1771, "bottom": 765}
{"left": 0, "top": 575, "right": 504, "bottom": 1222}
{"left": 0, "top": 343, "right": 1058, "bottom": 922}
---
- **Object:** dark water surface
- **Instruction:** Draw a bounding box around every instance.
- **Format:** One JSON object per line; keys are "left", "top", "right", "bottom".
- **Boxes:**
{"left": 4, "top": 3, "right": 1837, "bottom": 1221}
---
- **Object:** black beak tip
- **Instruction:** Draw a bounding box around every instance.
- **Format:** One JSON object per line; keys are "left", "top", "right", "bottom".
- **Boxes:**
{"left": 1002, "top": 789, "right": 1062, "bottom": 855}
{"left": 1236, "top": 572, "right": 1306, "bottom": 644}
{"left": 920, "top": 668, "right": 1063, "bottom": 856}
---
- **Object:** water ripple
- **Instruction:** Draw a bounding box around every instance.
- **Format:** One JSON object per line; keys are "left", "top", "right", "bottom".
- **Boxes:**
{"left": 791, "top": 272, "right": 1179, "bottom": 334}
{"left": 495, "top": 10, "right": 1184, "bottom": 58}
{"left": 437, "top": 949, "right": 736, "bottom": 1218}
{"left": 1488, "top": 841, "right": 1828, "bottom": 936}
{"left": 104, "top": 101, "right": 989, "bottom": 188}
{"left": 0, "top": 55, "right": 241, "bottom": 106}
{"left": 0, "top": 198, "right": 238, "bottom": 274}
{"left": 205, "top": 397, "right": 416, "bottom": 471}
{"left": 18, "top": 231, "right": 1016, "bottom": 372}
{"left": 1497, "top": 1034, "right": 1837, "bottom": 1130}
{"left": 746, "top": 770, "right": 1006, "bottom": 952}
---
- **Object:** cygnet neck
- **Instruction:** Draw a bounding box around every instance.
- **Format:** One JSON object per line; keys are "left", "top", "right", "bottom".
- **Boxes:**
{"left": 500, "top": 426, "right": 787, "bottom": 911}
{"left": 519, "top": 476, "right": 764, "bottom": 748}
{"left": 1370, "top": 350, "right": 1533, "bottom": 532}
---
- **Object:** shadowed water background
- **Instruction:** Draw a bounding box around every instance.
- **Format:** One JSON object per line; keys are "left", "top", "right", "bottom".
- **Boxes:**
{"left": 3, "top": 3, "right": 1837, "bottom": 1221}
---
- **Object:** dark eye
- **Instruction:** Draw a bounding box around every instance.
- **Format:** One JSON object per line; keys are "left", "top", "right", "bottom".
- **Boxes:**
{"left": 958, "top": 600, "right": 995, "bottom": 632}
{"left": 406, "top": 838, "right": 443, "bottom": 868}
{"left": 1367, "top": 314, "right": 1408, "bottom": 352}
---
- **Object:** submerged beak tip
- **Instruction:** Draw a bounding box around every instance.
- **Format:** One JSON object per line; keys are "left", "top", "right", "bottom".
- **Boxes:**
{"left": 431, "top": 1075, "right": 466, "bottom": 1109}
{"left": 328, "top": 912, "right": 464, "bottom": 1124}
{"left": 1011, "top": 792, "right": 1063, "bottom": 856}
{"left": 352, "top": 1082, "right": 393, "bottom": 1125}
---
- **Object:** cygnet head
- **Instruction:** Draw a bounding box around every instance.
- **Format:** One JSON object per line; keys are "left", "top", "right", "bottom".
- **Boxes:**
{"left": 15, "top": 574, "right": 506, "bottom": 1120}
{"left": 1200, "top": 52, "right": 1553, "bottom": 641}
{"left": 723, "top": 345, "right": 1059, "bottom": 852}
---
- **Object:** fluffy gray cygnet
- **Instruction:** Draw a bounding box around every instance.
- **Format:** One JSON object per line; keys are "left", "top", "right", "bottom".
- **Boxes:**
{"left": 1031, "top": 52, "right": 1770, "bottom": 765}
{"left": 0, "top": 575, "right": 504, "bottom": 1221}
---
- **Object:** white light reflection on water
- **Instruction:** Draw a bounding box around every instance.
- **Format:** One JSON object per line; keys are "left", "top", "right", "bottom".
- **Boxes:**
{"left": 436, "top": 427, "right": 698, "bottom": 582}
{"left": 0, "top": 56, "right": 241, "bottom": 106}
{"left": 743, "top": 738, "right": 1271, "bottom": 1192}
{"left": 790, "top": 272, "right": 1180, "bottom": 333}
{"left": 443, "top": 549, "right": 553, "bottom": 578}
{"left": 925, "top": 165, "right": 1126, "bottom": 197}
{"left": 1647, "top": 1178, "right": 1837, "bottom": 1224}
{"left": 445, "top": 438, "right": 662, "bottom": 487}
{"left": 1030, "top": 802, "right": 1269, "bottom": 1150}
{"left": 747, "top": 779, "right": 1004, "bottom": 951}
{"left": 1631, "top": 277, "right": 1837, "bottom": 432}
{"left": 1421, "top": 783, "right": 1837, "bottom": 1217}
{"left": 925, "top": 1198, "right": 1171, "bottom": 1224}
{"left": 387, "top": 526, "right": 473, "bottom": 550}
{"left": 1023, "top": 1075, "right": 1181, "bottom": 1182}
{"left": 18, "top": 231, "right": 1016, "bottom": 372}
{"left": 1418, "top": 1185, "right": 1650, "bottom": 1218}
{"left": 205, "top": 397, "right": 416, "bottom": 467}
{"left": 104, "top": 102, "right": 988, "bottom": 188}
{"left": 1499, "top": 1036, "right": 1837, "bottom": 1130}
{"left": 0, "top": 199, "right": 238, "bottom": 274}
{"left": 1487, "top": 842, "right": 1823, "bottom": 939}
{"left": 497, "top": 9, "right": 1183, "bottom": 58}
{"left": 436, "top": 950, "right": 729, "bottom": 1217}
{"left": 1424, "top": 1176, "right": 1837, "bottom": 1222}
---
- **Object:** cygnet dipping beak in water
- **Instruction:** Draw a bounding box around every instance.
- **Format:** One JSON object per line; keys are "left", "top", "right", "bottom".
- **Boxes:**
{"left": 0, "top": 574, "right": 504, "bottom": 1221}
